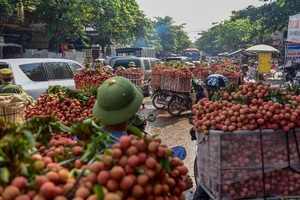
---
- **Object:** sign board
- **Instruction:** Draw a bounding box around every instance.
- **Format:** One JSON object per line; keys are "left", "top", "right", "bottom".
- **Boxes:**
{"left": 286, "top": 44, "right": 300, "bottom": 63}
{"left": 287, "top": 13, "right": 300, "bottom": 43}
{"left": 258, "top": 53, "right": 271, "bottom": 73}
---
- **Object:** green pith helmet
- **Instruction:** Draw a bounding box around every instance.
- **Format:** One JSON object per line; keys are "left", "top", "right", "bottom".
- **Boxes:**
{"left": 128, "top": 61, "right": 136, "bottom": 67}
{"left": 92, "top": 76, "right": 143, "bottom": 125}
{"left": 0, "top": 68, "right": 13, "bottom": 79}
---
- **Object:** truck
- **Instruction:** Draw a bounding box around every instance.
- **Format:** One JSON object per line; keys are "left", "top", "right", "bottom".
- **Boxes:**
{"left": 0, "top": 37, "right": 23, "bottom": 59}
{"left": 183, "top": 48, "right": 200, "bottom": 62}
{"left": 115, "top": 47, "right": 156, "bottom": 58}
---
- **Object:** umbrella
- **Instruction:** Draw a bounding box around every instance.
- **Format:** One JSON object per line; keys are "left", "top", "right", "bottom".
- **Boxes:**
{"left": 246, "top": 44, "right": 279, "bottom": 53}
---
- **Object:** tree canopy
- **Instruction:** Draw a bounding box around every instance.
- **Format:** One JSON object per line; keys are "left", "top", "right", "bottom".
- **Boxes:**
{"left": 0, "top": 0, "right": 192, "bottom": 55}
{"left": 195, "top": 0, "right": 300, "bottom": 55}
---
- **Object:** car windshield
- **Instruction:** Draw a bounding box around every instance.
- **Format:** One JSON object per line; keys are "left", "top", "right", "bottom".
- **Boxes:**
{"left": 67, "top": 62, "right": 83, "bottom": 75}
{"left": 113, "top": 59, "right": 141, "bottom": 69}
{"left": 165, "top": 58, "right": 182, "bottom": 62}
{"left": 0, "top": 62, "right": 9, "bottom": 69}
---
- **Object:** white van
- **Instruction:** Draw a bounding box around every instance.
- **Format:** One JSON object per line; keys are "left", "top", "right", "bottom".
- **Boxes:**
{"left": 0, "top": 58, "right": 84, "bottom": 99}
{"left": 110, "top": 57, "right": 159, "bottom": 95}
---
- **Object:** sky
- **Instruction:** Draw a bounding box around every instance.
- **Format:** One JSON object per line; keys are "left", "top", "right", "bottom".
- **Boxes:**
{"left": 136, "top": 0, "right": 267, "bottom": 42}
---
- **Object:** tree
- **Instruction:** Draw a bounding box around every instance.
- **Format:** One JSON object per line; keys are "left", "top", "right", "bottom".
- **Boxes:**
{"left": 153, "top": 16, "right": 191, "bottom": 54}
{"left": 89, "top": 0, "right": 152, "bottom": 55}
{"left": 195, "top": 19, "right": 254, "bottom": 54}
{"left": 196, "top": 0, "right": 300, "bottom": 55}
{"left": 232, "top": 0, "right": 300, "bottom": 37}
{"left": 32, "top": 0, "right": 97, "bottom": 46}
{"left": 0, "top": 0, "right": 152, "bottom": 55}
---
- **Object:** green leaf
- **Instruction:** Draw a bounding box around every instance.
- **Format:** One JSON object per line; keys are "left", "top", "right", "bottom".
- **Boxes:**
{"left": 93, "top": 184, "right": 104, "bottom": 200}
{"left": 135, "top": 167, "right": 145, "bottom": 174}
{"left": 159, "top": 157, "right": 171, "bottom": 173}
{"left": 0, "top": 167, "right": 9, "bottom": 182}
{"left": 35, "top": 125, "right": 43, "bottom": 138}
{"left": 127, "top": 125, "right": 142, "bottom": 138}
{"left": 57, "top": 92, "right": 65, "bottom": 103}
{"left": 276, "top": 0, "right": 285, "bottom": 7}
{"left": 21, "top": 165, "right": 29, "bottom": 177}
{"left": 23, "top": 130, "right": 36, "bottom": 146}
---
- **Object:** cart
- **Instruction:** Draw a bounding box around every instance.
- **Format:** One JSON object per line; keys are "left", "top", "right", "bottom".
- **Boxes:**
{"left": 194, "top": 128, "right": 300, "bottom": 200}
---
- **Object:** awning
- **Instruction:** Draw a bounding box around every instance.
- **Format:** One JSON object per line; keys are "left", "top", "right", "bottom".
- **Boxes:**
{"left": 0, "top": 43, "right": 22, "bottom": 48}
{"left": 229, "top": 49, "right": 256, "bottom": 56}
{"left": 229, "top": 49, "right": 245, "bottom": 56}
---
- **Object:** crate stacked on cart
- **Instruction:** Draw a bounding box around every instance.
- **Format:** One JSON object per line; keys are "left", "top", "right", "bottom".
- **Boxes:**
{"left": 211, "top": 61, "right": 240, "bottom": 84}
{"left": 192, "top": 63, "right": 211, "bottom": 81}
{"left": 160, "top": 66, "right": 193, "bottom": 92}
{"left": 0, "top": 94, "right": 31, "bottom": 123}
{"left": 226, "top": 76, "right": 240, "bottom": 84}
{"left": 115, "top": 67, "right": 144, "bottom": 88}
{"left": 196, "top": 129, "right": 300, "bottom": 200}
{"left": 73, "top": 68, "right": 115, "bottom": 90}
{"left": 192, "top": 82, "right": 300, "bottom": 199}
{"left": 151, "top": 64, "right": 164, "bottom": 88}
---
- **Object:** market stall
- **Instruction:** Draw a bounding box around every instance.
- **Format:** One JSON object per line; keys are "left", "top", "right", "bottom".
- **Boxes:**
{"left": 192, "top": 82, "right": 300, "bottom": 199}
{"left": 246, "top": 44, "right": 279, "bottom": 81}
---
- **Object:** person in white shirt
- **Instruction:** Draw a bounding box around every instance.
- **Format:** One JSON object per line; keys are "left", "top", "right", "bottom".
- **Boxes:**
{"left": 248, "top": 59, "right": 257, "bottom": 80}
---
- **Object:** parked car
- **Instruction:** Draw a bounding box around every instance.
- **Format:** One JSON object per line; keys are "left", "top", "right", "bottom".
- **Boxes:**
{"left": 110, "top": 57, "right": 160, "bottom": 95}
{"left": 165, "top": 56, "right": 192, "bottom": 63}
{"left": 107, "top": 56, "right": 137, "bottom": 66}
{"left": 0, "top": 58, "right": 84, "bottom": 99}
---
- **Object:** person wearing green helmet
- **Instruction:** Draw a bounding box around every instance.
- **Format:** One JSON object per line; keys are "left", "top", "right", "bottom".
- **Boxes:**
{"left": 92, "top": 76, "right": 192, "bottom": 189}
{"left": 92, "top": 76, "right": 144, "bottom": 142}
{"left": 92, "top": 76, "right": 188, "bottom": 160}
{"left": 0, "top": 68, "right": 34, "bottom": 102}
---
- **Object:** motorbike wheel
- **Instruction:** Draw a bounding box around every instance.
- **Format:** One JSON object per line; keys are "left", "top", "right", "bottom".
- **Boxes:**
{"left": 152, "top": 93, "right": 167, "bottom": 109}
{"left": 167, "top": 97, "right": 184, "bottom": 117}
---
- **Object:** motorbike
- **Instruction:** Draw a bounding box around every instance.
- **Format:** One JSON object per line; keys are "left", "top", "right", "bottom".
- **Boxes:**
{"left": 128, "top": 113, "right": 156, "bottom": 135}
{"left": 151, "top": 86, "right": 174, "bottom": 109}
{"left": 167, "top": 78, "right": 206, "bottom": 117}
{"left": 279, "top": 63, "right": 300, "bottom": 82}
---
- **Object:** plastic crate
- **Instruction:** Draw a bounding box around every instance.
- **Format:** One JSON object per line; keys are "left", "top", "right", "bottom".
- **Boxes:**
{"left": 115, "top": 72, "right": 144, "bottom": 88}
{"left": 150, "top": 74, "right": 162, "bottom": 87}
{"left": 160, "top": 75, "right": 192, "bottom": 92}
{"left": 196, "top": 129, "right": 300, "bottom": 199}
{"left": 75, "top": 80, "right": 101, "bottom": 90}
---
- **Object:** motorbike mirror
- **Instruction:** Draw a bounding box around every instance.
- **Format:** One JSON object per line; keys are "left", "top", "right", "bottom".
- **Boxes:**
{"left": 147, "top": 114, "right": 156, "bottom": 122}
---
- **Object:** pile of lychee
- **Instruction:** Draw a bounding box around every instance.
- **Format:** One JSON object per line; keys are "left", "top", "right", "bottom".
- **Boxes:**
{"left": 25, "top": 93, "right": 96, "bottom": 126}
{"left": 0, "top": 134, "right": 188, "bottom": 200}
{"left": 193, "top": 82, "right": 300, "bottom": 134}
